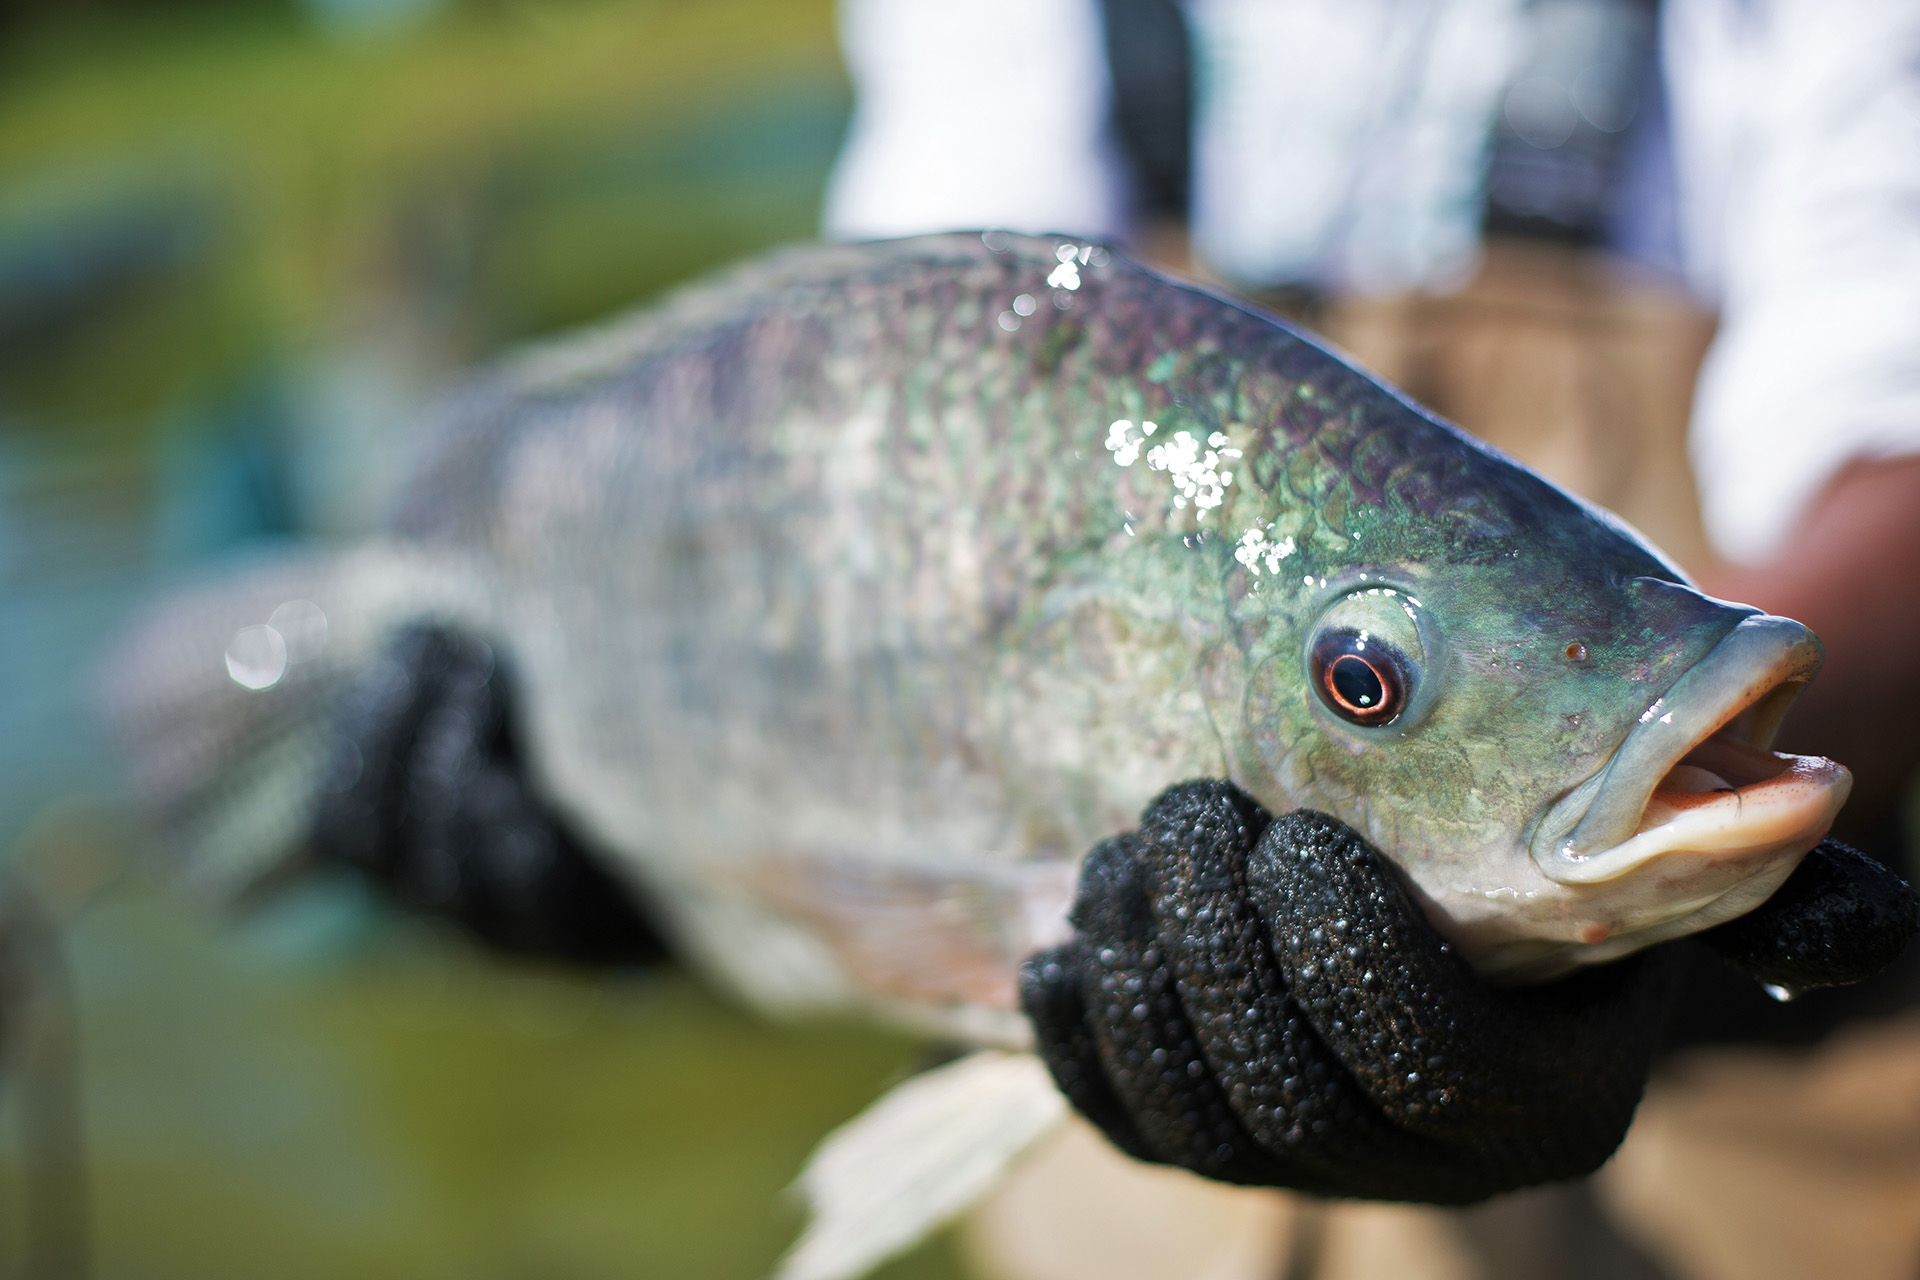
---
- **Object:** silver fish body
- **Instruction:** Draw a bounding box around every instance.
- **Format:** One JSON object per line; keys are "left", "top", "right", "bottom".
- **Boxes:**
{"left": 109, "top": 233, "right": 1849, "bottom": 1039}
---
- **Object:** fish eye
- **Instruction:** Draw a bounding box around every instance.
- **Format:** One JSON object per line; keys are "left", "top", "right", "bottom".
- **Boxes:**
{"left": 1310, "top": 629, "right": 1410, "bottom": 726}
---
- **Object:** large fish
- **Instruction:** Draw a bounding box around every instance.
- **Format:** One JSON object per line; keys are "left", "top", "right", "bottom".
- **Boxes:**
{"left": 110, "top": 232, "right": 1851, "bottom": 1042}
{"left": 108, "top": 231, "right": 1871, "bottom": 1280}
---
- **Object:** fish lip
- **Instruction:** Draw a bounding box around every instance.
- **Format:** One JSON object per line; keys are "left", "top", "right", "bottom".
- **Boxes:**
{"left": 1529, "top": 613, "right": 1838, "bottom": 884}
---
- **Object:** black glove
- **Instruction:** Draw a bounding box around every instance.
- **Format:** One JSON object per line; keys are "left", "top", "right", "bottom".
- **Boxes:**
{"left": 1696, "top": 837, "right": 1918, "bottom": 993}
{"left": 1020, "top": 779, "right": 1915, "bottom": 1205}
{"left": 311, "top": 623, "right": 667, "bottom": 965}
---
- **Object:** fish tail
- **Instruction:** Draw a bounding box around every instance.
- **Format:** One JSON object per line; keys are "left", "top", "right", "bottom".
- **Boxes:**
{"left": 99, "top": 541, "right": 488, "bottom": 897}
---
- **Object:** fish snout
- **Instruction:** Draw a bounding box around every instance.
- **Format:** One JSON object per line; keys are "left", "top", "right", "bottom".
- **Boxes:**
{"left": 1532, "top": 613, "right": 1843, "bottom": 885}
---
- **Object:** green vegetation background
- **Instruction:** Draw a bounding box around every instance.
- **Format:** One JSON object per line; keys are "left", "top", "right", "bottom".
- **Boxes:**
{"left": 0, "top": 0, "right": 970, "bottom": 1274}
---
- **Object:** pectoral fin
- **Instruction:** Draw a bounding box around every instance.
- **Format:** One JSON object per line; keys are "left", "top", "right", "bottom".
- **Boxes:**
{"left": 777, "top": 1050, "right": 1067, "bottom": 1280}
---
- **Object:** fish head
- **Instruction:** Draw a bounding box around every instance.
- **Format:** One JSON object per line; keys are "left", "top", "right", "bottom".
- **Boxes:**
{"left": 1233, "top": 417, "right": 1849, "bottom": 982}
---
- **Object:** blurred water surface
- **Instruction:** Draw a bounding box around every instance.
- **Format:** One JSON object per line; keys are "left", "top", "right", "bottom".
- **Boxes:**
{"left": 0, "top": 0, "right": 965, "bottom": 1272}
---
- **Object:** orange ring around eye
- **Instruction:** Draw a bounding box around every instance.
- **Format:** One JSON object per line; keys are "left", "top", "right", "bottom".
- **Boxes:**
{"left": 1311, "top": 631, "right": 1406, "bottom": 726}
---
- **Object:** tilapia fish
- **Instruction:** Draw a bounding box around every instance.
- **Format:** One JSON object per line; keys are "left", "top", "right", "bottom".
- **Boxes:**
{"left": 110, "top": 232, "right": 1851, "bottom": 1043}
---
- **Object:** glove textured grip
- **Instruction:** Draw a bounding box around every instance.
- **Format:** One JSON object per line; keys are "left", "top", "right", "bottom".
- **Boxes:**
{"left": 1021, "top": 780, "right": 1677, "bottom": 1204}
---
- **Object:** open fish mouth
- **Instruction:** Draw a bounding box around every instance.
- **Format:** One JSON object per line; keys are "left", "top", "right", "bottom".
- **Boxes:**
{"left": 1533, "top": 613, "right": 1852, "bottom": 890}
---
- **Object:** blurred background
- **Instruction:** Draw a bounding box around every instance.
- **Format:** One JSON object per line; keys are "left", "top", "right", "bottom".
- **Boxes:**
{"left": 0, "top": 1, "right": 971, "bottom": 1275}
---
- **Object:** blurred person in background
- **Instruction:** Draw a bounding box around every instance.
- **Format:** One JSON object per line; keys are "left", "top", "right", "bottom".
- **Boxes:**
{"left": 823, "top": 1, "right": 1920, "bottom": 1278}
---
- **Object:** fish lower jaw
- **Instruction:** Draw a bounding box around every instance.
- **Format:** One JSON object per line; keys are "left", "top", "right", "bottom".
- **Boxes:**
{"left": 1544, "top": 751, "right": 1850, "bottom": 886}
{"left": 1456, "top": 754, "right": 1850, "bottom": 983}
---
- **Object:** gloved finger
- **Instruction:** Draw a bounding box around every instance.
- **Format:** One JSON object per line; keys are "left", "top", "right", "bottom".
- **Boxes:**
{"left": 1133, "top": 782, "right": 1425, "bottom": 1186}
{"left": 1061, "top": 833, "right": 1286, "bottom": 1185}
{"left": 1248, "top": 808, "right": 1672, "bottom": 1171}
{"left": 1020, "top": 940, "right": 1157, "bottom": 1164}
{"left": 1698, "top": 838, "right": 1920, "bottom": 991}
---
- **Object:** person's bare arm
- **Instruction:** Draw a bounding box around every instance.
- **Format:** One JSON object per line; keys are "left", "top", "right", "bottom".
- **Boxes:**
{"left": 1692, "top": 455, "right": 1920, "bottom": 836}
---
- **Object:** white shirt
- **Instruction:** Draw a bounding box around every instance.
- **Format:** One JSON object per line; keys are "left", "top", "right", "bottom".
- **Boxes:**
{"left": 822, "top": 0, "right": 1127, "bottom": 242}
{"left": 1666, "top": 0, "right": 1920, "bottom": 562}
{"left": 823, "top": 0, "right": 1920, "bottom": 564}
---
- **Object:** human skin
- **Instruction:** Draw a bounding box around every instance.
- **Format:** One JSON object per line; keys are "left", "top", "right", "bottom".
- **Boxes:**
{"left": 1692, "top": 456, "right": 1920, "bottom": 839}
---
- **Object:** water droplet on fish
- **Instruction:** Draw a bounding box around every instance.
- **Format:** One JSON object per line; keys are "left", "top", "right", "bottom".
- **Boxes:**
{"left": 1763, "top": 983, "right": 1800, "bottom": 1002}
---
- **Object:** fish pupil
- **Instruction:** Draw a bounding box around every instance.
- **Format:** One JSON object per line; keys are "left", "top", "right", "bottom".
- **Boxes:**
{"left": 1331, "top": 656, "right": 1384, "bottom": 710}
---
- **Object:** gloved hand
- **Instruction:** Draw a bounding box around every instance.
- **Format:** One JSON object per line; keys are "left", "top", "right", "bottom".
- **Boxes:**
{"left": 311, "top": 623, "right": 667, "bottom": 965}
{"left": 1019, "top": 779, "right": 1916, "bottom": 1204}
